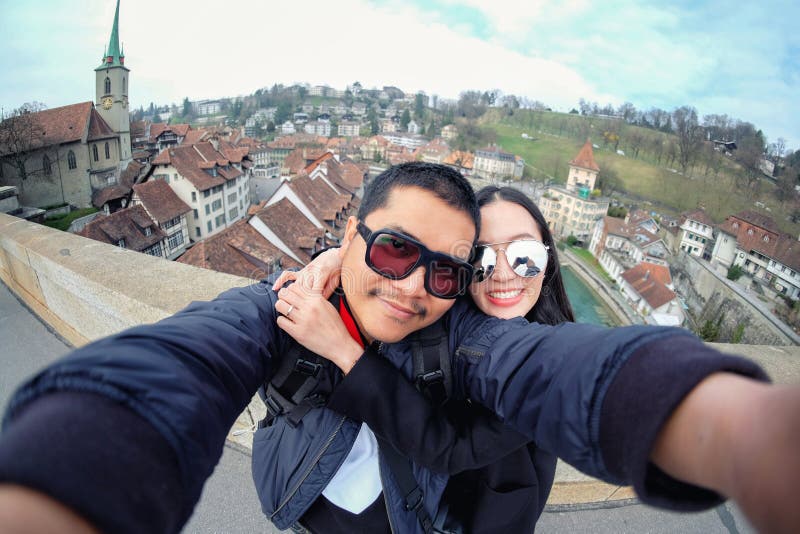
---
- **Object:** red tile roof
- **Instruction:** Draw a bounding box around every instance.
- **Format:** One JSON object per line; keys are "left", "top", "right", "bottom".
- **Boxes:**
{"left": 182, "top": 129, "right": 208, "bottom": 146}
{"left": 252, "top": 197, "right": 326, "bottom": 263}
{"left": 133, "top": 179, "right": 191, "bottom": 223}
{"left": 621, "top": 263, "right": 676, "bottom": 309}
{"left": 570, "top": 140, "right": 600, "bottom": 172}
{"left": 681, "top": 208, "right": 715, "bottom": 227}
{"left": 0, "top": 102, "right": 95, "bottom": 154}
{"left": 177, "top": 219, "right": 300, "bottom": 279}
{"left": 149, "top": 123, "right": 191, "bottom": 141}
{"left": 87, "top": 108, "right": 118, "bottom": 141}
{"left": 150, "top": 142, "right": 236, "bottom": 192}
{"left": 78, "top": 204, "right": 165, "bottom": 252}
{"left": 290, "top": 174, "right": 349, "bottom": 224}
{"left": 443, "top": 150, "right": 474, "bottom": 169}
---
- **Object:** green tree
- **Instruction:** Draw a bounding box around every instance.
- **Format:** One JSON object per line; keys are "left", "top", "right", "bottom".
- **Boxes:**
{"left": 182, "top": 97, "right": 192, "bottom": 118}
{"left": 414, "top": 93, "right": 426, "bottom": 121}
{"left": 400, "top": 109, "right": 411, "bottom": 131}
{"left": 727, "top": 264, "right": 745, "bottom": 281}
{"left": 367, "top": 107, "right": 379, "bottom": 135}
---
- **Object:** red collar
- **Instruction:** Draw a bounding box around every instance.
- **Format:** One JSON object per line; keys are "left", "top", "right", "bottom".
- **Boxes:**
{"left": 338, "top": 297, "right": 365, "bottom": 349}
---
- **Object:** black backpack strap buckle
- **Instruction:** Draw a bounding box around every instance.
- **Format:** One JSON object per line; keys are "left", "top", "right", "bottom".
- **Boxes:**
{"left": 404, "top": 487, "right": 424, "bottom": 512}
{"left": 294, "top": 358, "right": 322, "bottom": 377}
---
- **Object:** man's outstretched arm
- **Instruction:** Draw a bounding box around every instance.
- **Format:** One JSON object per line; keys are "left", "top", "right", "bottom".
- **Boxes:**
{"left": 651, "top": 373, "right": 800, "bottom": 534}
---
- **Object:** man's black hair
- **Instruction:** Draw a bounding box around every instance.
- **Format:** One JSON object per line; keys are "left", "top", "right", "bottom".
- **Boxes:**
{"left": 475, "top": 186, "right": 575, "bottom": 325}
{"left": 358, "top": 162, "right": 480, "bottom": 241}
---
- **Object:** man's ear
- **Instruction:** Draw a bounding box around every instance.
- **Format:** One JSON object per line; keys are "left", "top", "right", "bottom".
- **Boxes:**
{"left": 339, "top": 216, "right": 359, "bottom": 259}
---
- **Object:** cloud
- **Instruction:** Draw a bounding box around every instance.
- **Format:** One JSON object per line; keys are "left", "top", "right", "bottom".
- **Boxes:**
{"left": 1, "top": 0, "right": 798, "bottom": 148}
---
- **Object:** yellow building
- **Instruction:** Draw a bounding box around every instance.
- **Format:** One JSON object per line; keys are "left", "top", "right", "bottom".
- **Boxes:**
{"left": 539, "top": 140, "right": 609, "bottom": 240}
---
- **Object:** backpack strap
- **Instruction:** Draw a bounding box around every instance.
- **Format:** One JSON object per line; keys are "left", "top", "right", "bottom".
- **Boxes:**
{"left": 411, "top": 320, "right": 452, "bottom": 406}
{"left": 376, "top": 318, "right": 455, "bottom": 533}
{"left": 376, "top": 435, "right": 435, "bottom": 534}
{"left": 261, "top": 341, "right": 327, "bottom": 428}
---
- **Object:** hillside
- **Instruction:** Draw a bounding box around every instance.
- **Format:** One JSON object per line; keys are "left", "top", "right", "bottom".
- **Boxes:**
{"left": 480, "top": 109, "right": 800, "bottom": 236}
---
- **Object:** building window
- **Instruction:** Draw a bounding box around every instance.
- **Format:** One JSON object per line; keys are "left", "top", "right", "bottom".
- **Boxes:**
{"left": 747, "top": 228, "right": 753, "bottom": 235}
{"left": 144, "top": 226, "right": 152, "bottom": 237}
{"left": 193, "top": 209, "right": 198, "bottom": 218}
{"left": 228, "top": 193, "right": 237, "bottom": 204}
{"left": 215, "top": 214, "right": 226, "bottom": 228}
{"left": 167, "top": 231, "right": 184, "bottom": 249}
{"left": 163, "top": 217, "right": 179, "bottom": 230}
{"left": 229, "top": 207, "right": 239, "bottom": 220}
{"left": 93, "top": 145, "right": 99, "bottom": 162}
{"left": 118, "top": 239, "right": 126, "bottom": 248}
{"left": 205, "top": 205, "right": 210, "bottom": 215}
{"left": 195, "top": 227, "right": 201, "bottom": 237}
{"left": 105, "top": 142, "right": 110, "bottom": 159}
{"left": 191, "top": 191, "right": 197, "bottom": 202}
{"left": 42, "top": 155, "right": 52, "bottom": 176}
{"left": 203, "top": 190, "right": 211, "bottom": 198}
{"left": 104, "top": 77, "right": 111, "bottom": 94}
{"left": 211, "top": 199, "right": 222, "bottom": 211}
{"left": 207, "top": 221, "right": 212, "bottom": 233}
{"left": 145, "top": 243, "right": 162, "bottom": 257}
{"left": 67, "top": 150, "right": 77, "bottom": 170}
{"left": 764, "top": 235, "right": 769, "bottom": 242}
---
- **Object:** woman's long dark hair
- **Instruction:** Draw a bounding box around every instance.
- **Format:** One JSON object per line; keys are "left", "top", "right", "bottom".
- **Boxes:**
{"left": 475, "top": 186, "right": 575, "bottom": 325}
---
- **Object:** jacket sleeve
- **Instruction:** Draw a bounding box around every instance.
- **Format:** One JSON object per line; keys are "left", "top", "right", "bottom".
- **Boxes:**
{"left": 450, "top": 307, "right": 768, "bottom": 510}
{"left": 0, "top": 280, "right": 283, "bottom": 531}
{"left": 326, "top": 345, "right": 529, "bottom": 474}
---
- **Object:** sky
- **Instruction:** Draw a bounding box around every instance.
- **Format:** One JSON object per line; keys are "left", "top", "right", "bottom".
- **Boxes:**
{"left": 1, "top": 0, "right": 798, "bottom": 150}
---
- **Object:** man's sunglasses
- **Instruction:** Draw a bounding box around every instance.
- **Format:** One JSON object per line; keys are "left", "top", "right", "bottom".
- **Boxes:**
{"left": 356, "top": 221, "right": 474, "bottom": 299}
{"left": 473, "top": 239, "right": 549, "bottom": 282}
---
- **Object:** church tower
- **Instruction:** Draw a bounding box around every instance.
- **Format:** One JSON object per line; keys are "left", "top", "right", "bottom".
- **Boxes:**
{"left": 95, "top": 0, "right": 131, "bottom": 162}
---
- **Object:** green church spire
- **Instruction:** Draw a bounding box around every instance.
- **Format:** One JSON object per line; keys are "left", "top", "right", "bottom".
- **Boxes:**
{"left": 97, "top": 0, "right": 125, "bottom": 68}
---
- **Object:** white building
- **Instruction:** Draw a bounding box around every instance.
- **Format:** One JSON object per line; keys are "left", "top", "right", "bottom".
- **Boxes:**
{"left": 678, "top": 208, "right": 715, "bottom": 259}
{"left": 148, "top": 142, "right": 250, "bottom": 242}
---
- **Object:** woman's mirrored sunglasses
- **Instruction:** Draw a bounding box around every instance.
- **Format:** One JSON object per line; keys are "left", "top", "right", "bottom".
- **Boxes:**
{"left": 356, "top": 221, "right": 474, "bottom": 299}
{"left": 473, "top": 239, "right": 549, "bottom": 282}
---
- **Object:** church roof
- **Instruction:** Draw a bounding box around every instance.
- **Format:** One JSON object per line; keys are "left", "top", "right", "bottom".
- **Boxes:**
{"left": 87, "top": 108, "right": 118, "bottom": 141}
{"left": 0, "top": 102, "right": 107, "bottom": 155}
{"left": 570, "top": 140, "right": 600, "bottom": 172}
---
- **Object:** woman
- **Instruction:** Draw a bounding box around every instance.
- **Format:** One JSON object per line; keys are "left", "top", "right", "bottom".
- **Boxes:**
{"left": 273, "top": 185, "right": 574, "bottom": 532}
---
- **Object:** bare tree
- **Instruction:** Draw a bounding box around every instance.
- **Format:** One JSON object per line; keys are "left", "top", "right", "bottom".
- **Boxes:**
{"left": 735, "top": 132, "right": 766, "bottom": 190}
{"left": 672, "top": 106, "right": 703, "bottom": 175}
{"left": 768, "top": 137, "right": 787, "bottom": 164}
{"left": 0, "top": 103, "right": 54, "bottom": 184}
{"left": 628, "top": 130, "right": 645, "bottom": 159}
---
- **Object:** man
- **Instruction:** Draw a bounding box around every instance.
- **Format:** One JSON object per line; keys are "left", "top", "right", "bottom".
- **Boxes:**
{"left": 0, "top": 162, "right": 798, "bottom": 533}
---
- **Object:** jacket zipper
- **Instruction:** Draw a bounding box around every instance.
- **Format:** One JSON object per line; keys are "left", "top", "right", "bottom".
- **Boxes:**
{"left": 270, "top": 414, "right": 348, "bottom": 518}
{"left": 374, "top": 342, "right": 397, "bottom": 533}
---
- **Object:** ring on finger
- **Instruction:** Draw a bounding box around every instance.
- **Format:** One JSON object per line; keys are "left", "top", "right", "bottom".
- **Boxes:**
{"left": 286, "top": 304, "right": 294, "bottom": 318}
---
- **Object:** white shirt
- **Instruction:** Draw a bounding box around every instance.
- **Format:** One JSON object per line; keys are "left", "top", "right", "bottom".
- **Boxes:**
{"left": 321, "top": 422, "right": 383, "bottom": 513}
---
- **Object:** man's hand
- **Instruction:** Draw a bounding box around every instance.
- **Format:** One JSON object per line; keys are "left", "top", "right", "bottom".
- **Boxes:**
{"left": 651, "top": 373, "right": 800, "bottom": 534}
{"left": 0, "top": 485, "right": 101, "bottom": 534}
{"left": 275, "top": 280, "right": 363, "bottom": 374}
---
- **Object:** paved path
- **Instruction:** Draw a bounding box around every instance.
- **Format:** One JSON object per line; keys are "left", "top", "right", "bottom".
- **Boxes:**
{"left": 0, "top": 280, "right": 757, "bottom": 533}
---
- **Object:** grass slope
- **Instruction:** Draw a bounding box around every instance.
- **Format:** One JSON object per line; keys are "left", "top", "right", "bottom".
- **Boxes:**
{"left": 484, "top": 110, "right": 799, "bottom": 235}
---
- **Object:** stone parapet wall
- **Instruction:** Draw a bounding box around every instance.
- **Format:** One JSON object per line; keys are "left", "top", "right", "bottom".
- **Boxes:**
{"left": 671, "top": 252, "right": 798, "bottom": 346}
{"left": 0, "top": 212, "right": 250, "bottom": 346}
